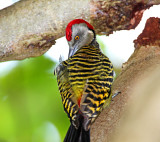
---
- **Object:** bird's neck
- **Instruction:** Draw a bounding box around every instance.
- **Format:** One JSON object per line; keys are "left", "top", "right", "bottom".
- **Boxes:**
{"left": 74, "top": 43, "right": 100, "bottom": 57}
{"left": 90, "top": 39, "right": 99, "bottom": 49}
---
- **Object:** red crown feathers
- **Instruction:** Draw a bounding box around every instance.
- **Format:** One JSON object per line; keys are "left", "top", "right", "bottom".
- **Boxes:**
{"left": 66, "top": 19, "right": 94, "bottom": 41}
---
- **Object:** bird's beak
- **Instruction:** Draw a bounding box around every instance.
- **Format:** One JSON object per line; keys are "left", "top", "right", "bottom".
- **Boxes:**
{"left": 68, "top": 46, "right": 78, "bottom": 58}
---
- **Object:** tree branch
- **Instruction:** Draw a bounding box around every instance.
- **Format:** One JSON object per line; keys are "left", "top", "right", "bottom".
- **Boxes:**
{"left": 0, "top": 0, "right": 160, "bottom": 61}
{"left": 91, "top": 17, "right": 160, "bottom": 142}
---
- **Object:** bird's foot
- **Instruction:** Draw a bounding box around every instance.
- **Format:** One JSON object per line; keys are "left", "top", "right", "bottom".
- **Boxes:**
{"left": 112, "top": 91, "right": 121, "bottom": 99}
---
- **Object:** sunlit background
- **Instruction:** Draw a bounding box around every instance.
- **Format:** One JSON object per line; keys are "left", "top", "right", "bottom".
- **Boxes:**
{"left": 0, "top": 0, "right": 160, "bottom": 142}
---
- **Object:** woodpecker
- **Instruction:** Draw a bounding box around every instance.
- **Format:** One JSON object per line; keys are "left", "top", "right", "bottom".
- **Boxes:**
{"left": 55, "top": 19, "right": 114, "bottom": 142}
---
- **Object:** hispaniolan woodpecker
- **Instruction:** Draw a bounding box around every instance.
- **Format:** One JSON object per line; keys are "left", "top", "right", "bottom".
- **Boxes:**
{"left": 55, "top": 19, "right": 114, "bottom": 142}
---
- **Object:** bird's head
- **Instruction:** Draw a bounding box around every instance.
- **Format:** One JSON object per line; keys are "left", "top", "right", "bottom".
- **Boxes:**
{"left": 66, "top": 19, "right": 95, "bottom": 57}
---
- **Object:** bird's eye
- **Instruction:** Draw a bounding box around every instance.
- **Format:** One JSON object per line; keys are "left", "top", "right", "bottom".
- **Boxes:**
{"left": 75, "top": 36, "right": 79, "bottom": 40}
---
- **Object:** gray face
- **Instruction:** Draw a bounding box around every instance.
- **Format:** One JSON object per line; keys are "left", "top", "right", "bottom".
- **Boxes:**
{"left": 68, "top": 23, "right": 94, "bottom": 57}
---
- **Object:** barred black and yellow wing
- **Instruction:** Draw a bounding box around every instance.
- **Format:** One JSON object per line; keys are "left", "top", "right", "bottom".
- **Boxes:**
{"left": 55, "top": 61, "right": 80, "bottom": 128}
{"left": 55, "top": 44, "right": 113, "bottom": 131}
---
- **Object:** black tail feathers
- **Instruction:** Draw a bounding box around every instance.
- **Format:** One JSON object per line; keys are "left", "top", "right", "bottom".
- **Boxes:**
{"left": 64, "top": 123, "right": 90, "bottom": 142}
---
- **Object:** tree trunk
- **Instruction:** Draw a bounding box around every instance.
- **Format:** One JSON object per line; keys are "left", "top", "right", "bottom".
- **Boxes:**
{"left": 0, "top": 0, "right": 159, "bottom": 61}
{"left": 91, "top": 17, "right": 160, "bottom": 142}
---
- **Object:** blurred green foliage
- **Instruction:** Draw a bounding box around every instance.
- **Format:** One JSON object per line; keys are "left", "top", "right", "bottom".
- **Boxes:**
{"left": 0, "top": 38, "right": 121, "bottom": 142}
{"left": 0, "top": 56, "right": 69, "bottom": 142}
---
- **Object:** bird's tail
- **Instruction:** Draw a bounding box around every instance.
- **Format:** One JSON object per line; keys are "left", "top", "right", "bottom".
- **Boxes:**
{"left": 64, "top": 123, "right": 90, "bottom": 142}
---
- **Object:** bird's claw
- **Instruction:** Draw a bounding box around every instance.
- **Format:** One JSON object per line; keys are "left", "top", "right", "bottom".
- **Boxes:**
{"left": 112, "top": 91, "right": 121, "bottom": 99}
{"left": 59, "top": 55, "right": 63, "bottom": 63}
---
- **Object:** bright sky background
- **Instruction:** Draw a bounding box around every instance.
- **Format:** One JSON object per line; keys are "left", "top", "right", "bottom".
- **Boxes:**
{"left": 0, "top": 0, "right": 160, "bottom": 74}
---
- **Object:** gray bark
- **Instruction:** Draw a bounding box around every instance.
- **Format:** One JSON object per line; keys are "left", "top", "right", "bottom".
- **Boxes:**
{"left": 91, "top": 17, "right": 160, "bottom": 142}
{"left": 0, "top": 0, "right": 159, "bottom": 61}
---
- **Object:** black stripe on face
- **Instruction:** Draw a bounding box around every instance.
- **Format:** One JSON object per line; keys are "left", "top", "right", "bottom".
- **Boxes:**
{"left": 90, "top": 29, "right": 96, "bottom": 44}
